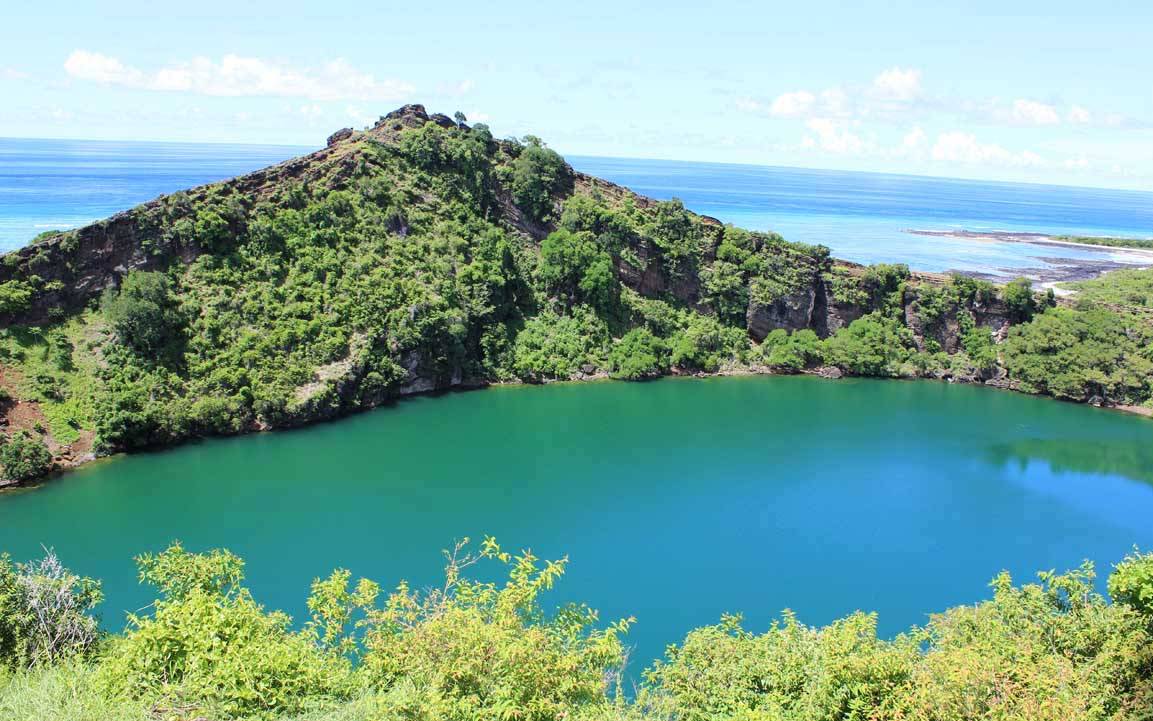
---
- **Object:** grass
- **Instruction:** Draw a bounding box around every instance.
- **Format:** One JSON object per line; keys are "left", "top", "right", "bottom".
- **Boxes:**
{"left": 0, "top": 663, "right": 149, "bottom": 721}
{"left": 0, "top": 312, "right": 106, "bottom": 445}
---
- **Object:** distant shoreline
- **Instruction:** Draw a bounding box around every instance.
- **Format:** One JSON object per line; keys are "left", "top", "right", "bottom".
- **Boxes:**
{"left": 907, "top": 228, "right": 1153, "bottom": 283}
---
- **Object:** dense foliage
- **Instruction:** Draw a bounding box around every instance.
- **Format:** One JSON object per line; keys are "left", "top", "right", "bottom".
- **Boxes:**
{"left": 0, "top": 433, "right": 53, "bottom": 484}
{"left": 1, "top": 111, "right": 1153, "bottom": 485}
{"left": 0, "top": 543, "right": 1151, "bottom": 720}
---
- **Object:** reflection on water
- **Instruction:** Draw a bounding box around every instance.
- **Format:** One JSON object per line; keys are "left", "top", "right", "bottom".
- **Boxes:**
{"left": 988, "top": 438, "right": 1153, "bottom": 487}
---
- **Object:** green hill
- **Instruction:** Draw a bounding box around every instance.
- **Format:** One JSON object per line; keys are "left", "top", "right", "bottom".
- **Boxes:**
{"left": 0, "top": 105, "right": 1150, "bottom": 485}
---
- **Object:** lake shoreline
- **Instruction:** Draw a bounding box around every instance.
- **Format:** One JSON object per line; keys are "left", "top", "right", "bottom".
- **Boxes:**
{"left": 5, "top": 365, "right": 1149, "bottom": 494}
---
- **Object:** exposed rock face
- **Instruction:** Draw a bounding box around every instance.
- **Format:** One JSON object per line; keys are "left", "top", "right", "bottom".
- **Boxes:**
{"left": 747, "top": 288, "right": 819, "bottom": 340}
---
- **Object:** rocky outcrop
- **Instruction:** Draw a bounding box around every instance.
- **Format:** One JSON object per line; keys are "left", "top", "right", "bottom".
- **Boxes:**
{"left": 746, "top": 288, "right": 819, "bottom": 340}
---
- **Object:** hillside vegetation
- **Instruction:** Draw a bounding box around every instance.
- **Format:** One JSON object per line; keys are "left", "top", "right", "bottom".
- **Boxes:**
{"left": 1, "top": 105, "right": 1152, "bottom": 484}
{"left": 1, "top": 542, "right": 1152, "bottom": 721}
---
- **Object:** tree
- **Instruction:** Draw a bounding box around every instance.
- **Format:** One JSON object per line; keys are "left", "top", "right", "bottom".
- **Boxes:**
{"left": 609, "top": 328, "right": 668, "bottom": 380}
{"left": 0, "top": 432, "right": 53, "bottom": 483}
{"left": 510, "top": 137, "right": 571, "bottom": 222}
{"left": 102, "top": 271, "right": 185, "bottom": 355}
{"left": 1003, "top": 276, "right": 1038, "bottom": 322}
{"left": 538, "top": 229, "right": 618, "bottom": 313}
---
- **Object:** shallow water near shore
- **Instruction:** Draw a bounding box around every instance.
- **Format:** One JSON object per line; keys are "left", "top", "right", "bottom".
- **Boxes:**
{"left": 1, "top": 375, "right": 1151, "bottom": 669}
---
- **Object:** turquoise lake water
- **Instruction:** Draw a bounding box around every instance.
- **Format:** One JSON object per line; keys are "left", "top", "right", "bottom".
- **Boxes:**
{"left": 0, "top": 377, "right": 1151, "bottom": 670}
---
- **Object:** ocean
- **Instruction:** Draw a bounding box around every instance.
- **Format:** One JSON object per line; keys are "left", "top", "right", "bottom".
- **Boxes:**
{"left": 2, "top": 137, "right": 1151, "bottom": 278}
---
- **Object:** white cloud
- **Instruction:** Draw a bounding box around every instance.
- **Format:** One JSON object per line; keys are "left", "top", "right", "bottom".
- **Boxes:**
{"left": 901, "top": 126, "right": 927, "bottom": 152}
{"left": 64, "top": 50, "right": 414, "bottom": 101}
{"left": 872, "top": 67, "right": 921, "bottom": 101}
{"left": 1067, "top": 105, "right": 1092, "bottom": 125}
{"left": 1063, "top": 156, "right": 1090, "bottom": 170}
{"left": 64, "top": 50, "right": 144, "bottom": 85}
{"left": 1010, "top": 99, "right": 1060, "bottom": 126}
{"left": 1, "top": 67, "right": 29, "bottom": 80}
{"left": 802, "top": 118, "right": 868, "bottom": 154}
{"left": 931, "top": 131, "right": 1042, "bottom": 166}
{"left": 769, "top": 90, "right": 816, "bottom": 117}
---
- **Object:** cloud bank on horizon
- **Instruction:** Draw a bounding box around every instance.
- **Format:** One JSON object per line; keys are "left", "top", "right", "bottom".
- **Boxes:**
{"left": 1, "top": 0, "right": 1150, "bottom": 191}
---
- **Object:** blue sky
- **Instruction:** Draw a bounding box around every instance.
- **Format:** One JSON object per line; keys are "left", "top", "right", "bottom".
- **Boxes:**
{"left": 1, "top": 0, "right": 1151, "bottom": 190}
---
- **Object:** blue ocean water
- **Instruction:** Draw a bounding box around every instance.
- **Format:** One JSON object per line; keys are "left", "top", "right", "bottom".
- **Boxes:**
{"left": 571, "top": 156, "right": 1153, "bottom": 277}
{"left": 1, "top": 137, "right": 1151, "bottom": 278}
{"left": 0, "top": 138, "right": 311, "bottom": 252}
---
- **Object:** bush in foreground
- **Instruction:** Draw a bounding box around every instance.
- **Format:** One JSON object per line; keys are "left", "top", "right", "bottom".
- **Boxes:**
{"left": 0, "top": 543, "right": 1151, "bottom": 720}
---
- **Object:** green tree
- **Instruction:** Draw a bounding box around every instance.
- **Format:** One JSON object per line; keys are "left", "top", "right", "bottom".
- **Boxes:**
{"left": 609, "top": 327, "right": 668, "bottom": 380}
{"left": 101, "top": 272, "right": 185, "bottom": 355}
{"left": 1003, "top": 276, "right": 1038, "bottom": 321}
{"left": 510, "top": 136, "right": 571, "bottom": 222}
{"left": 537, "top": 229, "right": 618, "bottom": 313}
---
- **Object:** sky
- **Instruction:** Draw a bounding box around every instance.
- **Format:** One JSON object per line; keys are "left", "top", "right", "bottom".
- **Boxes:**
{"left": 1, "top": 0, "right": 1151, "bottom": 190}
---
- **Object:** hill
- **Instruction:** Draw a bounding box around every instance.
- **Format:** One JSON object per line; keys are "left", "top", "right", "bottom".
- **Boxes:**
{"left": 0, "top": 105, "right": 1150, "bottom": 485}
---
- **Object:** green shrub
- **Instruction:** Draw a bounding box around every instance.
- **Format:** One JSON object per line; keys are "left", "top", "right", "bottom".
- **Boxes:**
{"left": 97, "top": 543, "right": 357, "bottom": 719}
{"left": 538, "top": 229, "right": 618, "bottom": 313}
{"left": 760, "top": 328, "right": 823, "bottom": 372}
{"left": 0, "top": 433, "right": 53, "bottom": 484}
{"left": 609, "top": 328, "right": 667, "bottom": 380}
{"left": 512, "top": 308, "right": 608, "bottom": 381}
{"left": 822, "top": 314, "right": 912, "bottom": 376}
{"left": 360, "top": 537, "right": 630, "bottom": 721}
{"left": 642, "top": 612, "right": 917, "bottom": 721}
{"left": 0, "top": 281, "right": 34, "bottom": 315}
{"left": 669, "top": 314, "right": 746, "bottom": 372}
{"left": 1109, "top": 549, "right": 1153, "bottom": 617}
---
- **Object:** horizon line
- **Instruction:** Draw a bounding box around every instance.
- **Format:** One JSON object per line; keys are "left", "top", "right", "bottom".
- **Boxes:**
{"left": 2, "top": 133, "right": 1152, "bottom": 198}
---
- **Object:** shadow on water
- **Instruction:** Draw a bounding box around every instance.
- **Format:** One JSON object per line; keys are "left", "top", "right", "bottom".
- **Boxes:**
{"left": 987, "top": 439, "right": 1153, "bottom": 487}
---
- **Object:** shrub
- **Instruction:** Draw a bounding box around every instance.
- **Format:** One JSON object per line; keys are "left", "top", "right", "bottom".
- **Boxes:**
{"left": 1109, "top": 549, "right": 1153, "bottom": 617}
{"left": 0, "top": 433, "right": 53, "bottom": 484}
{"left": 822, "top": 314, "right": 912, "bottom": 376}
{"left": 642, "top": 612, "right": 918, "bottom": 721}
{"left": 0, "top": 551, "right": 101, "bottom": 669}
{"left": 360, "top": 537, "right": 631, "bottom": 721}
{"left": 538, "top": 229, "right": 618, "bottom": 313}
{"left": 609, "top": 328, "right": 668, "bottom": 380}
{"left": 512, "top": 308, "right": 609, "bottom": 381}
{"left": 101, "top": 271, "right": 185, "bottom": 355}
{"left": 97, "top": 543, "right": 357, "bottom": 719}
{"left": 670, "top": 315, "right": 745, "bottom": 372}
{"left": 0, "top": 281, "right": 34, "bottom": 315}
{"left": 760, "top": 328, "right": 823, "bottom": 372}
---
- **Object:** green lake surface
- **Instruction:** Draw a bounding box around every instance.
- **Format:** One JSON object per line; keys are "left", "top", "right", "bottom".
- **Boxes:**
{"left": 1, "top": 375, "right": 1152, "bottom": 670}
